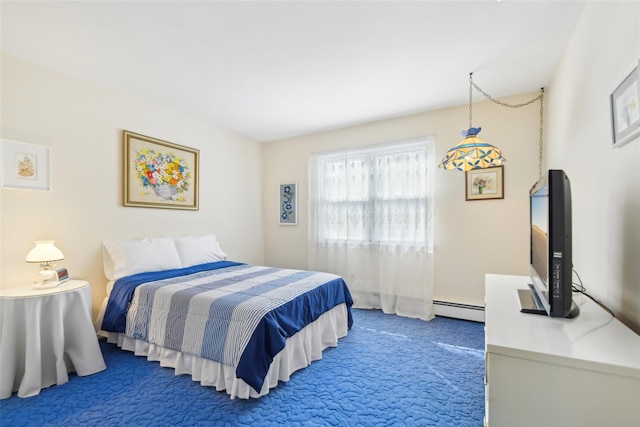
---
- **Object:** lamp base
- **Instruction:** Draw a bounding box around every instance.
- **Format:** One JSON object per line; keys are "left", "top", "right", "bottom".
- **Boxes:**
{"left": 32, "top": 281, "right": 61, "bottom": 290}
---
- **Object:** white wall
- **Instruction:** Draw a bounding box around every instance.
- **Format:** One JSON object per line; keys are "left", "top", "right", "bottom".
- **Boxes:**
{"left": 0, "top": 54, "right": 265, "bottom": 315}
{"left": 546, "top": 1, "right": 640, "bottom": 333}
{"left": 263, "top": 92, "right": 541, "bottom": 307}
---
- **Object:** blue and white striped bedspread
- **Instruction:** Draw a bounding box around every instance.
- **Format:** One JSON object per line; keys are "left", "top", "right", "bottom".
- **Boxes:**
{"left": 102, "top": 261, "right": 353, "bottom": 392}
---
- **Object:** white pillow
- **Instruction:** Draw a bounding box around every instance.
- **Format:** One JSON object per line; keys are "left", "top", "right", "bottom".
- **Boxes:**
{"left": 174, "top": 234, "right": 227, "bottom": 268}
{"left": 102, "top": 237, "right": 182, "bottom": 280}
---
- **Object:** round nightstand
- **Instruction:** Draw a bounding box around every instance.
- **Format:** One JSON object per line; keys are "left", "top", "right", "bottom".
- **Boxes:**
{"left": 0, "top": 280, "right": 107, "bottom": 399}
{"left": 1, "top": 279, "right": 89, "bottom": 298}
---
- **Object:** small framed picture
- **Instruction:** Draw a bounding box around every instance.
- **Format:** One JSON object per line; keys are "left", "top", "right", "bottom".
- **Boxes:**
{"left": 1, "top": 139, "right": 52, "bottom": 191}
{"left": 465, "top": 166, "right": 504, "bottom": 201}
{"left": 279, "top": 183, "right": 297, "bottom": 225}
{"left": 611, "top": 61, "right": 640, "bottom": 148}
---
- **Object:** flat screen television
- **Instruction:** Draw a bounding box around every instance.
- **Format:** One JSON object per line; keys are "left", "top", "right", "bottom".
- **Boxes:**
{"left": 519, "top": 169, "right": 579, "bottom": 318}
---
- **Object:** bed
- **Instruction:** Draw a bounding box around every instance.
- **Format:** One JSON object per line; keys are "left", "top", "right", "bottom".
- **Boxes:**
{"left": 95, "top": 235, "right": 353, "bottom": 399}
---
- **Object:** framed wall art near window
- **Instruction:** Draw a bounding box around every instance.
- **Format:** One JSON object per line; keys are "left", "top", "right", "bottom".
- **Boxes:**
{"left": 279, "top": 183, "right": 297, "bottom": 225}
{"left": 1, "top": 139, "right": 52, "bottom": 191}
{"left": 611, "top": 61, "right": 640, "bottom": 148}
{"left": 465, "top": 166, "right": 504, "bottom": 201}
{"left": 123, "top": 130, "right": 199, "bottom": 210}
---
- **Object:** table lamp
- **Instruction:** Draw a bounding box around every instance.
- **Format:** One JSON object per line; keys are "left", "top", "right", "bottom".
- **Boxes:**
{"left": 25, "top": 240, "right": 64, "bottom": 289}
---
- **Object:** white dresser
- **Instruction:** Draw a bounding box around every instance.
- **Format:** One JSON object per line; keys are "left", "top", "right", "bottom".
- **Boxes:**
{"left": 484, "top": 274, "right": 640, "bottom": 427}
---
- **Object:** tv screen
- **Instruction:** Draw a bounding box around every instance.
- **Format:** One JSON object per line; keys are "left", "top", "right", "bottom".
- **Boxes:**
{"left": 530, "top": 184, "right": 551, "bottom": 314}
{"left": 521, "top": 169, "right": 579, "bottom": 318}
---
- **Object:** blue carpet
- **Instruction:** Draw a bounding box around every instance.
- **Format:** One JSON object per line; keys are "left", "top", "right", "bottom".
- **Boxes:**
{"left": 0, "top": 309, "right": 485, "bottom": 427}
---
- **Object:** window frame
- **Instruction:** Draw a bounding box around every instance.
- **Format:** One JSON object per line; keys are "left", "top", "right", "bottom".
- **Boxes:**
{"left": 311, "top": 137, "right": 434, "bottom": 248}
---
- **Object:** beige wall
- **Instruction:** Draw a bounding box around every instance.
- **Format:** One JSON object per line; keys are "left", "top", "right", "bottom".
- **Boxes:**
{"left": 546, "top": 1, "right": 640, "bottom": 333}
{"left": 0, "top": 54, "right": 265, "bottom": 315}
{"left": 263, "top": 92, "right": 542, "bottom": 306}
{"left": 3, "top": 1, "right": 636, "bottom": 333}
{"left": 262, "top": 0, "right": 640, "bottom": 332}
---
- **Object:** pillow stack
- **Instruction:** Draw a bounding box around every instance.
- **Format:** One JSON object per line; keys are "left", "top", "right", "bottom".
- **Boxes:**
{"left": 102, "top": 234, "right": 227, "bottom": 281}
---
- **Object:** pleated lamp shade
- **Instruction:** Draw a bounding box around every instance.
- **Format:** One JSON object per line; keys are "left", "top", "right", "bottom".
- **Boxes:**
{"left": 25, "top": 240, "right": 64, "bottom": 266}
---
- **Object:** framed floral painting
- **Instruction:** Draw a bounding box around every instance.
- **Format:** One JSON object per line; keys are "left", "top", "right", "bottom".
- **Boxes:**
{"left": 465, "top": 166, "right": 504, "bottom": 201}
{"left": 279, "top": 183, "right": 297, "bottom": 225}
{"left": 123, "top": 130, "right": 199, "bottom": 210}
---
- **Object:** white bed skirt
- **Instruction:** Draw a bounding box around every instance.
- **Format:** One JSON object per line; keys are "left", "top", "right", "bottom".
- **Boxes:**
{"left": 101, "top": 303, "right": 349, "bottom": 399}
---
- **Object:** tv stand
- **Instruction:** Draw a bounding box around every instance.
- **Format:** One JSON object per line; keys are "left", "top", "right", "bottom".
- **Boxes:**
{"left": 517, "top": 285, "right": 580, "bottom": 318}
{"left": 516, "top": 286, "right": 546, "bottom": 315}
{"left": 485, "top": 274, "right": 640, "bottom": 427}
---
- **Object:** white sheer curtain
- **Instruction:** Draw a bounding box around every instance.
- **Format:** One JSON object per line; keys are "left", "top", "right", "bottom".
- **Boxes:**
{"left": 308, "top": 136, "right": 435, "bottom": 320}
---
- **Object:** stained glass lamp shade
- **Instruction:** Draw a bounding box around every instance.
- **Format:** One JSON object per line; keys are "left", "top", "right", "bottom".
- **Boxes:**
{"left": 438, "top": 127, "right": 506, "bottom": 171}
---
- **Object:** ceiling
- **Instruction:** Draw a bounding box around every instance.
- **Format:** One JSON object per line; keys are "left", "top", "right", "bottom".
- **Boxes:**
{"left": 1, "top": 1, "right": 587, "bottom": 142}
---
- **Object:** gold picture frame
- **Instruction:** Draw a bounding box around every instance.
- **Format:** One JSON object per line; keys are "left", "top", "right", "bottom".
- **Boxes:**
{"left": 465, "top": 166, "right": 504, "bottom": 201}
{"left": 123, "top": 130, "right": 199, "bottom": 210}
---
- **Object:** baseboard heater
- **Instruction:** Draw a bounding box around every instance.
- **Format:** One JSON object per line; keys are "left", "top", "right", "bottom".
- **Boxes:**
{"left": 434, "top": 300, "right": 485, "bottom": 323}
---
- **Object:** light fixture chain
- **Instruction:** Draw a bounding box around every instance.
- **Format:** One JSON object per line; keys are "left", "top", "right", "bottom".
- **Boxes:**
{"left": 539, "top": 89, "right": 544, "bottom": 179}
{"left": 471, "top": 81, "right": 543, "bottom": 109}
{"left": 469, "top": 77, "right": 545, "bottom": 176}
{"left": 468, "top": 74, "right": 473, "bottom": 129}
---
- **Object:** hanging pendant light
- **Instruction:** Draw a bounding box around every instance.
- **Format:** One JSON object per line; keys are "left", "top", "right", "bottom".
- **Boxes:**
{"left": 438, "top": 73, "right": 507, "bottom": 171}
{"left": 438, "top": 126, "right": 506, "bottom": 171}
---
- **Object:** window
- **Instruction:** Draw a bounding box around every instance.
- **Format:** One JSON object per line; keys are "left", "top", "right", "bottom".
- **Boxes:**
{"left": 310, "top": 137, "right": 434, "bottom": 249}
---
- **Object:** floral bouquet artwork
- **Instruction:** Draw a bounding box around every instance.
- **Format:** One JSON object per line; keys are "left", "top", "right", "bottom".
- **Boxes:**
{"left": 134, "top": 149, "right": 191, "bottom": 201}
{"left": 473, "top": 176, "right": 491, "bottom": 195}
{"left": 281, "top": 185, "right": 294, "bottom": 220}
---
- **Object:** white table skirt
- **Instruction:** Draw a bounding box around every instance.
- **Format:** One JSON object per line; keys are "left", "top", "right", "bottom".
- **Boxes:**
{"left": 0, "top": 281, "right": 107, "bottom": 399}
